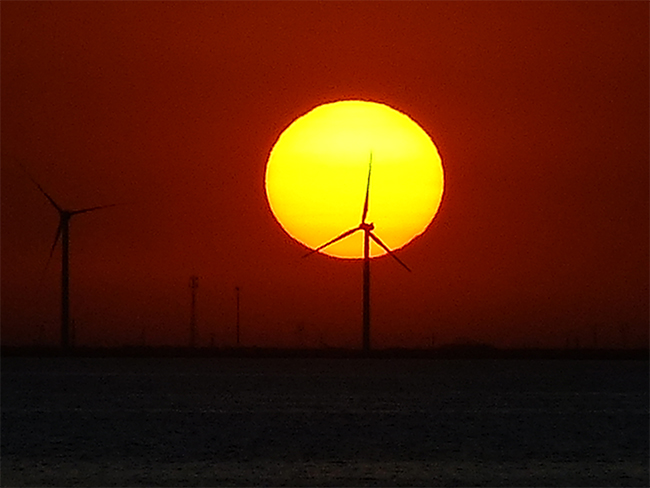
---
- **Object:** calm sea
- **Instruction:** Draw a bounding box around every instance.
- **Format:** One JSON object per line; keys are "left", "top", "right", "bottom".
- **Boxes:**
{"left": 2, "top": 358, "right": 648, "bottom": 487}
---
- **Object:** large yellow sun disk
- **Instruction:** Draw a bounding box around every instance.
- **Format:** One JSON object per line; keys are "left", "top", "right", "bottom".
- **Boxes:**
{"left": 266, "top": 100, "right": 444, "bottom": 259}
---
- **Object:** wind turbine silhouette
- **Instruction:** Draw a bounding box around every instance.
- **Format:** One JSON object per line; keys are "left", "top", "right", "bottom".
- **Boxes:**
{"left": 304, "top": 152, "right": 411, "bottom": 352}
{"left": 20, "top": 165, "right": 116, "bottom": 349}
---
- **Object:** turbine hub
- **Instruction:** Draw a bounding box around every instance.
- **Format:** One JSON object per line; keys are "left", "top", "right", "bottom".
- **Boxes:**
{"left": 360, "top": 222, "right": 374, "bottom": 231}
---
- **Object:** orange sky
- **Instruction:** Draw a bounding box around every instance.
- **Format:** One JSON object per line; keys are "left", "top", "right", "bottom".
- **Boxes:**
{"left": 2, "top": 2, "right": 648, "bottom": 349}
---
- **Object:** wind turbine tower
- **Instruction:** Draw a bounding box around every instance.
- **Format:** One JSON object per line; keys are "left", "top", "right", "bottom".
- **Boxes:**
{"left": 21, "top": 166, "right": 116, "bottom": 349}
{"left": 305, "top": 153, "right": 411, "bottom": 352}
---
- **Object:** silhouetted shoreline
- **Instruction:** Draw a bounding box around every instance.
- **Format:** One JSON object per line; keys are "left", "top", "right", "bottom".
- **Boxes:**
{"left": 2, "top": 345, "right": 647, "bottom": 360}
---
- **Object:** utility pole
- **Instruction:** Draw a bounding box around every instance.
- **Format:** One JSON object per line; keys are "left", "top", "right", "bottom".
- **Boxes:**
{"left": 189, "top": 275, "right": 199, "bottom": 348}
{"left": 235, "top": 286, "right": 240, "bottom": 346}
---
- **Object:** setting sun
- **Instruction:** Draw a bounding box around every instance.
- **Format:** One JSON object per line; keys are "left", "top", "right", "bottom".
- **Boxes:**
{"left": 265, "top": 100, "right": 444, "bottom": 258}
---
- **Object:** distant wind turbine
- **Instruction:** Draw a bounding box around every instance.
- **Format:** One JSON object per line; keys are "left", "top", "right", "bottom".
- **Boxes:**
{"left": 20, "top": 164, "right": 116, "bottom": 349}
{"left": 304, "top": 152, "right": 411, "bottom": 352}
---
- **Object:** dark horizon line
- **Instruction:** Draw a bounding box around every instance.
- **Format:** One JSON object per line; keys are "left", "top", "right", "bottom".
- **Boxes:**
{"left": 1, "top": 344, "right": 647, "bottom": 360}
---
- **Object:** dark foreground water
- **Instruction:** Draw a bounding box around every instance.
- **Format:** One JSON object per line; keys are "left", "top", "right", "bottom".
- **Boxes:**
{"left": 2, "top": 358, "right": 648, "bottom": 487}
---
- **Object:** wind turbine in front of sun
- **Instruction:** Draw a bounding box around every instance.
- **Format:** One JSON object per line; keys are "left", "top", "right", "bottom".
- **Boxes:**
{"left": 265, "top": 100, "right": 445, "bottom": 353}
{"left": 304, "top": 152, "right": 411, "bottom": 352}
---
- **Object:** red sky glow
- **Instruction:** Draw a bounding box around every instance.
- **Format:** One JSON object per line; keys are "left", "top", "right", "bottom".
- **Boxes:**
{"left": 2, "top": 2, "right": 648, "bottom": 349}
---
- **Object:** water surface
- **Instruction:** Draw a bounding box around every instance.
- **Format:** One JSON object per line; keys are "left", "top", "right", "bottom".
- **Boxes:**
{"left": 2, "top": 358, "right": 647, "bottom": 486}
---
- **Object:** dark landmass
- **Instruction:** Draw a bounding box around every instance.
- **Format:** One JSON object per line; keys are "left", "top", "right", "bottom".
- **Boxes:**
{"left": 1, "top": 345, "right": 648, "bottom": 360}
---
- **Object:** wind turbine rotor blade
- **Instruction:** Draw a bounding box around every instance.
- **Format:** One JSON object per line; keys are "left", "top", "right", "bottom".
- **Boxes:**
{"left": 46, "top": 221, "right": 63, "bottom": 265}
{"left": 70, "top": 203, "right": 118, "bottom": 215}
{"left": 369, "top": 232, "right": 412, "bottom": 272}
{"left": 16, "top": 161, "right": 62, "bottom": 212}
{"left": 32, "top": 221, "right": 62, "bottom": 302}
{"left": 303, "top": 226, "right": 362, "bottom": 258}
{"left": 361, "top": 151, "right": 372, "bottom": 223}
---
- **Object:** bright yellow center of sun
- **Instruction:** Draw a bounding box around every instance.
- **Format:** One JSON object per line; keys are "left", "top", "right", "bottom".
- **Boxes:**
{"left": 265, "top": 100, "right": 444, "bottom": 259}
